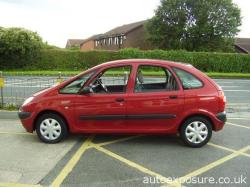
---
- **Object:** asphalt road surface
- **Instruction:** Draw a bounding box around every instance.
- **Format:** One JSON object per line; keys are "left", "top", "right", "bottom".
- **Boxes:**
{"left": 214, "top": 79, "right": 250, "bottom": 104}
{"left": 0, "top": 113, "right": 249, "bottom": 187}
{"left": 2, "top": 76, "right": 250, "bottom": 105}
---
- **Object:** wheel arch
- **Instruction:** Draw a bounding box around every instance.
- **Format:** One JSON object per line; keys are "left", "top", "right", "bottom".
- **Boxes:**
{"left": 33, "top": 110, "right": 70, "bottom": 132}
{"left": 178, "top": 113, "right": 215, "bottom": 132}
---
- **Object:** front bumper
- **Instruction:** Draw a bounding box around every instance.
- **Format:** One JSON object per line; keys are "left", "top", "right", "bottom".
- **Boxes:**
{"left": 18, "top": 111, "right": 34, "bottom": 132}
{"left": 216, "top": 111, "right": 227, "bottom": 122}
{"left": 18, "top": 111, "right": 31, "bottom": 119}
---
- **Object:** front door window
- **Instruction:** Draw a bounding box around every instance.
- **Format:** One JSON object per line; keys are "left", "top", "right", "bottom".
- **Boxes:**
{"left": 89, "top": 65, "right": 131, "bottom": 94}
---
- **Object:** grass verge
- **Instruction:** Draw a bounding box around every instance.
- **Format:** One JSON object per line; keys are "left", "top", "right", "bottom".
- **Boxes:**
{"left": 3, "top": 70, "right": 82, "bottom": 76}
{"left": 3, "top": 70, "right": 250, "bottom": 78}
{"left": 205, "top": 72, "right": 250, "bottom": 79}
{"left": 0, "top": 104, "right": 19, "bottom": 111}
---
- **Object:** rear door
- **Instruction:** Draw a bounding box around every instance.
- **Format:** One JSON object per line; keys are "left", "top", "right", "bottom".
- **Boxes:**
{"left": 126, "top": 64, "right": 184, "bottom": 133}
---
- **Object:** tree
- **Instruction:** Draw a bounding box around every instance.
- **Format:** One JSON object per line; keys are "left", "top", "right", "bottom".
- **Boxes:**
{"left": 0, "top": 27, "right": 44, "bottom": 69}
{"left": 146, "top": 0, "right": 241, "bottom": 52}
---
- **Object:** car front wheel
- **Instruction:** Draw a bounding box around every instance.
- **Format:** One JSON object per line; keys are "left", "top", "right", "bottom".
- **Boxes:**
{"left": 180, "top": 117, "right": 212, "bottom": 148}
{"left": 36, "top": 113, "right": 68, "bottom": 143}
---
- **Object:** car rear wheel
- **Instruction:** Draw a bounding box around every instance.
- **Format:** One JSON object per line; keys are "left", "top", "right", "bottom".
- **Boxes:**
{"left": 180, "top": 116, "right": 212, "bottom": 148}
{"left": 36, "top": 113, "right": 68, "bottom": 143}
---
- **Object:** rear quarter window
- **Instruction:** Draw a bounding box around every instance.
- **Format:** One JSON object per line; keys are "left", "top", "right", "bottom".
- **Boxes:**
{"left": 173, "top": 67, "right": 203, "bottom": 89}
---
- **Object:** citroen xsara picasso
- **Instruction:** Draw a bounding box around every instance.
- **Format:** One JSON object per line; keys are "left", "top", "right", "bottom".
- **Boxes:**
{"left": 18, "top": 59, "right": 226, "bottom": 147}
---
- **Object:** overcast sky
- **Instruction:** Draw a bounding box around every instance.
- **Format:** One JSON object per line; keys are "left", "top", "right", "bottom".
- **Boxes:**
{"left": 0, "top": 0, "right": 249, "bottom": 47}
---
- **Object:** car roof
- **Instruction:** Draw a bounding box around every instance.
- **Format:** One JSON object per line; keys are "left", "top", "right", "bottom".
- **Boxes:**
{"left": 80, "top": 59, "right": 195, "bottom": 79}
{"left": 97, "top": 59, "right": 193, "bottom": 69}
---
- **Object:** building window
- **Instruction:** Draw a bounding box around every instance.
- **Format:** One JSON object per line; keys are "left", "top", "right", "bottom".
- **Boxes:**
{"left": 109, "top": 37, "right": 112, "bottom": 45}
{"left": 120, "top": 36, "right": 123, "bottom": 45}
{"left": 95, "top": 40, "right": 98, "bottom": 47}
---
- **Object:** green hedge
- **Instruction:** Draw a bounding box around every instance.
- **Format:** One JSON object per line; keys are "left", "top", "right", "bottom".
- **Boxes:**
{"left": 3, "top": 48, "right": 250, "bottom": 73}
{"left": 28, "top": 49, "right": 118, "bottom": 70}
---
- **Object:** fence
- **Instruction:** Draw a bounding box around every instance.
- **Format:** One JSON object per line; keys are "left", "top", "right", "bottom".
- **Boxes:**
{"left": 0, "top": 72, "right": 69, "bottom": 108}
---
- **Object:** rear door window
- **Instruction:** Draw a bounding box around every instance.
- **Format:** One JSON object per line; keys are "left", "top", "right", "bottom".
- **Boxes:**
{"left": 135, "top": 65, "right": 178, "bottom": 93}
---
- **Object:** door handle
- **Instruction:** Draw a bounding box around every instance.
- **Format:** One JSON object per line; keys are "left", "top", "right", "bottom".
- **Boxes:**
{"left": 169, "top": 95, "right": 178, "bottom": 99}
{"left": 115, "top": 98, "right": 125, "bottom": 102}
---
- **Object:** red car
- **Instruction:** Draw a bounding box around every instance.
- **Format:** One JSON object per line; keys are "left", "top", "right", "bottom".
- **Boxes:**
{"left": 18, "top": 59, "right": 226, "bottom": 147}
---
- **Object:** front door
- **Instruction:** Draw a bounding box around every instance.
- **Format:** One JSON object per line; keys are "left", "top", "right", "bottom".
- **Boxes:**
{"left": 126, "top": 64, "right": 184, "bottom": 133}
{"left": 74, "top": 65, "right": 131, "bottom": 132}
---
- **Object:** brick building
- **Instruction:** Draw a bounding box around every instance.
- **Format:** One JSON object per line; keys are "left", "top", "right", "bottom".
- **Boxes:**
{"left": 80, "top": 20, "right": 152, "bottom": 51}
{"left": 69, "top": 22, "right": 250, "bottom": 53}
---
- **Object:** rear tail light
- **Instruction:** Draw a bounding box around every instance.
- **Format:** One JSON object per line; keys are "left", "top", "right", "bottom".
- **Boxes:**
{"left": 218, "top": 90, "right": 226, "bottom": 112}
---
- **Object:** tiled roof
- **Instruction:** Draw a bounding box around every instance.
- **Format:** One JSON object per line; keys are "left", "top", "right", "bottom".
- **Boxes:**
{"left": 235, "top": 38, "right": 250, "bottom": 53}
{"left": 103, "top": 20, "right": 147, "bottom": 37}
{"left": 81, "top": 20, "right": 147, "bottom": 45}
{"left": 66, "top": 39, "right": 85, "bottom": 47}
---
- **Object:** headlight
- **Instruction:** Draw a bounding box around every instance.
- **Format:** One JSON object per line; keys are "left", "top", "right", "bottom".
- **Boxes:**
{"left": 22, "top": 97, "right": 34, "bottom": 106}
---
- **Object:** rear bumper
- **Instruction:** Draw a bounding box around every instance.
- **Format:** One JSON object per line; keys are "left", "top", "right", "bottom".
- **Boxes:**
{"left": 216, "top": 111, "right": 227, "bottom": 123}
{"left": 212, "top": 111, "right": 226, "bottom": 131}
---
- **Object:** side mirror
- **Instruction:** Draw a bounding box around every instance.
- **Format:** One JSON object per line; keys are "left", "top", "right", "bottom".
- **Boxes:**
{"left": 81, "top": 86, "right": 92, "bottom": 94}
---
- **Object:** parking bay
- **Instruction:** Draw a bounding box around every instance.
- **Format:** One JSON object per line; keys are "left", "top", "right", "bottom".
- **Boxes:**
{"left": 0, "top": 116, "right": 249, "bottom": 187}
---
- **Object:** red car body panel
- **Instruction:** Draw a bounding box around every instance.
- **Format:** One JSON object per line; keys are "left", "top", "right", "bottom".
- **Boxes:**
{"left": 19, "top": 59, "right": 226, "bottom": 134}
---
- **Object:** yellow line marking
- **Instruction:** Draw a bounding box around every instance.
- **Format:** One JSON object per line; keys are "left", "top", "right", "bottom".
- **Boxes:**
{"left": 50, "top": 136, "right": 94, "bottom": 187}
{"left": 227, "top": 103, "right": 250, "bottom": 105}
{"left": 0, "top": 183, "right": 42, "bottom": 187}
{"left": 227, "top": 122, "right": 250, "bottom": 129}
{"left": 163, "top": 145, "right": 250, "bottom": 187}
{"left": 227, "top": 117, "right": 250, "bottom": 120}
{"left": 0, "top": 131, "right": 35, "bottom": 136}
{"left": 208, "top": 143, "right": 250, "bottom": 158}
{"left": 96, "top": 135, "right": 144, "bottom": 146}
{"left": 91, "top": 143, "right": 182, "bottom": 186}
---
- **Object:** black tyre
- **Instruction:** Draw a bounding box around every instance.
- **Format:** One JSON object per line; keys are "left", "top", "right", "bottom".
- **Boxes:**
{"left": 180, "top": 116, "right": 212, "bottom": 148}
{"left": 36, "top": 113, "right": 68, "bottom": 143}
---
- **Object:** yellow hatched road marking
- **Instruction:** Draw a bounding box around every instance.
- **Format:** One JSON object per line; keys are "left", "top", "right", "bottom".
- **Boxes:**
{"left": 227, "top": 122, "right": 250, "bottom": 129}
{"left": 96, "top": 135, "right": 144, "bottom": 146}
{"left": 50, "top": 136, "right": 94, "bottom": 187}
{"left": 91, "top": 143, "right": 183, "bottom": 186}
{"left": 162, "top": 145, "right": 250, "bottom": 187}
{"left": 208, "top": 143, "right": 250, "bottom": 158}
{"left": 1, "top": 133, "right": 248, "bottom": 187}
